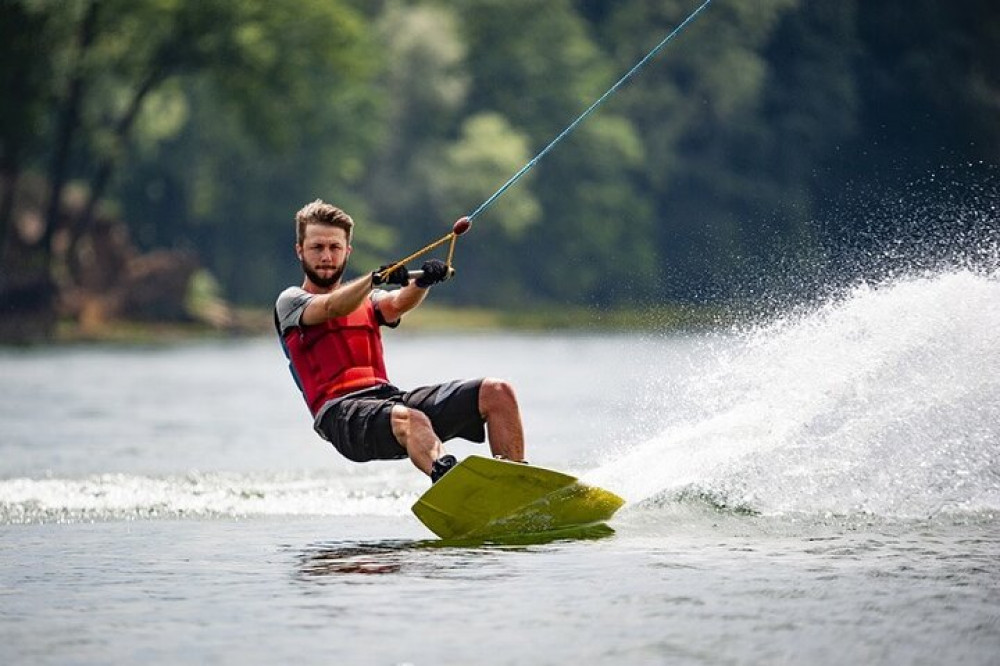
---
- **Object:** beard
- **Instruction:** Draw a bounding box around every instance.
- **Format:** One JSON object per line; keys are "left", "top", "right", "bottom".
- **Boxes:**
{"left": 302, "top": 258, "right": 346, "bottom": 288}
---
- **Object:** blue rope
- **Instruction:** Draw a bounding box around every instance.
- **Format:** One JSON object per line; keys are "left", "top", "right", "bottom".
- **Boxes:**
{"left": 467, "top": 0, "right": 715, "bottom": 222}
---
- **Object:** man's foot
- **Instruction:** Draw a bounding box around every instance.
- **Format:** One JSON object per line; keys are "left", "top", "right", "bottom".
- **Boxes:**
{"left": 430, "top": 454, "right": 458, "bottom": 483}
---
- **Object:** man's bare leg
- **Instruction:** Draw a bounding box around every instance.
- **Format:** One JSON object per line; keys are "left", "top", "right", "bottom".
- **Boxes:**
{"left": 478, "top": 378, "right": 525, "bottom": 461}
{"left": 390, "top": 405, "right": 443, "bottom": 476}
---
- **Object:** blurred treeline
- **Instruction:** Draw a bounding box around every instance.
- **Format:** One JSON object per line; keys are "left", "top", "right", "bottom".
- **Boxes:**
{"left": 1, "top": 0, "right": 998, "bottom": 340}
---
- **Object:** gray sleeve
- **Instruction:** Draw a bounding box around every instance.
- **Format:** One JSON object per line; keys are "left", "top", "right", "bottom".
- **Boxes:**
{"left": 275, "top": 287, "right": 313, "bottom": 335}
{"left": 275, "top": 287, "right": 400, "bottom": 334}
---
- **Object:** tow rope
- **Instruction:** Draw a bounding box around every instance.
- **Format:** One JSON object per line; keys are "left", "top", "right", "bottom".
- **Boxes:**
{"left": 376, "top": 0, "right": 715, "bottom": 283}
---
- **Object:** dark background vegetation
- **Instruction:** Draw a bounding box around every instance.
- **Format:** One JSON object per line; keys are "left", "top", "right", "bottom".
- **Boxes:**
{"left": 1, "top": 0, "right": 997, "bottom": 341}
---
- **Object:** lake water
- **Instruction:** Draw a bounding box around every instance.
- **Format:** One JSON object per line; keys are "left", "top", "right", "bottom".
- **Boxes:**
{"left": 2, "top": 269, "right": 999, "bottom": 665}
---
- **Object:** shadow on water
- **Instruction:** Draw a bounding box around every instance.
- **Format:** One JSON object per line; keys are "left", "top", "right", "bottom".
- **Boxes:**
{"left": 293, "top": 524, "right": 615, "bottom": 581}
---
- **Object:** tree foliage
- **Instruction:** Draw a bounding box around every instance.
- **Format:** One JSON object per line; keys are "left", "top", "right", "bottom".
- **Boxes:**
{"left": 2, "top": 0, "right": 997, "bottom": 332}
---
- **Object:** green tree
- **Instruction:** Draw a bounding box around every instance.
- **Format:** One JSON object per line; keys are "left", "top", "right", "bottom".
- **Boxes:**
{"left": 425, "top": 112, "right": 541, "bottom": 305}
{"left": 456, "top": 0, "right": 654, "bottom": 305}
{"left": 1, "top": 0, "right": 379, "bottom": 328}
{"left": 0, "top": 1, "right": 53, "bottom": 247}
{"left": 600, "top": 0, "right": 801, "bottom": 299}
{"left": 114, "top": 1, "right": 381, "bottom": 304}
{"left": 359, "top": 1, "right": 469, "bottom": 255}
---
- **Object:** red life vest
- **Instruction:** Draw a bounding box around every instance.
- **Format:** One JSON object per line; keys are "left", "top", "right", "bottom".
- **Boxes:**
{"left": 282, "top": 298, "right": 389, "bottom": 415}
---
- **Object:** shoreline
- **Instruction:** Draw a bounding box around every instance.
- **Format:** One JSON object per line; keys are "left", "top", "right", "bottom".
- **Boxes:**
{"left": 3, "top": 303, "right": 730, "bottom": 347}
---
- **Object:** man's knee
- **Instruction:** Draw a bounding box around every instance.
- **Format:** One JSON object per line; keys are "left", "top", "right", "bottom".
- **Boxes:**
{"left": 479, "top": 378, "right": 518, "bottom": 415}
{"left": 391, "top": 405, "right": 433, "bottom": 445}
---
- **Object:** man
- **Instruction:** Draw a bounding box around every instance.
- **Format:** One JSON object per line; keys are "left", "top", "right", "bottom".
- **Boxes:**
{"left": 275, "top": 199, "right": 526, "bottom": 483}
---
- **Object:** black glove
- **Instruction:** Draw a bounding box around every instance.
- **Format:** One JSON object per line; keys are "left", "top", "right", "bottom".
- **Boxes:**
{"left": 372, "top": 263, "right": 409, "bottom": 286}
{"left": 415, "top": 259, "right": 450, "bottom": 288}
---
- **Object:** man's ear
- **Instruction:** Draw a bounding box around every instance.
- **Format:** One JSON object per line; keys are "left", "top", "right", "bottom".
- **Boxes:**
{"left": 295, "top": 243, "right": 303, "bottom": 261}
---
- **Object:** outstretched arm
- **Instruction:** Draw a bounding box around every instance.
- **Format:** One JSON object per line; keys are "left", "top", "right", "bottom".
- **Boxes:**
{"left": 378, "top": 282, "right": 429, "bottom": 323}
{"left": 299, "top": 273, "right": 377, "bottom": 326}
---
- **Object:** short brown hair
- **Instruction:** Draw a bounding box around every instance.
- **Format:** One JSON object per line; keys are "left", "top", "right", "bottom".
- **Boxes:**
{"left": 295, "top": 199, "right": 354, "bottom": 245}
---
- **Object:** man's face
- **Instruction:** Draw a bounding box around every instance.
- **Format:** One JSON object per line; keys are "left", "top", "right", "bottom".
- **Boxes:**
{"left": 297, "top": 224, "right": 351, "bottom": 289}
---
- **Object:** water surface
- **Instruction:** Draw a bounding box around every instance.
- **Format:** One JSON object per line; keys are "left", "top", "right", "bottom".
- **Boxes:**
{"left": 2, "top": 269, "right": 998, "bottom": 664}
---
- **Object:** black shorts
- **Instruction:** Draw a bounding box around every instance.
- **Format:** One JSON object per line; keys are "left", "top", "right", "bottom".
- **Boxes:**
{"left": 316, "top": 379, "right": 486, "bottom": 463}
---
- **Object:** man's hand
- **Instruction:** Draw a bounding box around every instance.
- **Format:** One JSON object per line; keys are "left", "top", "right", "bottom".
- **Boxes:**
{"left": 415, "top": 259, "right": 450, "bottom": 288}
{"left": 372, "top": 264, "right": 409, "bottom": 286}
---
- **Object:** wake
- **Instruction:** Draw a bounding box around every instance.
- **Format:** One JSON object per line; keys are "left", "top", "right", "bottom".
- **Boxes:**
{"left": 0, "top": 468, "right": 424, "bottom": 525}
{"left": 586, "top": 267, "right": 1000, "bottom": 519}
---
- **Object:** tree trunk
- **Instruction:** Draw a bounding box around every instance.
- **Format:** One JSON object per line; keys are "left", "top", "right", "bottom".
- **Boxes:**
{"left": 40, "top": 0, "right": 98, "bottom": 261}
{"left": 0, "top": 164, "right": 17, "bottom": 268}
{"left": 75, "top": 67, "right": 163, "bottom": 244}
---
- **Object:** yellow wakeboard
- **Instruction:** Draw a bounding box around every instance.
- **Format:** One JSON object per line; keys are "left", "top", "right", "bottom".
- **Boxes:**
{"left": 411, "top": 455, "right": 625, "bottom": 541}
